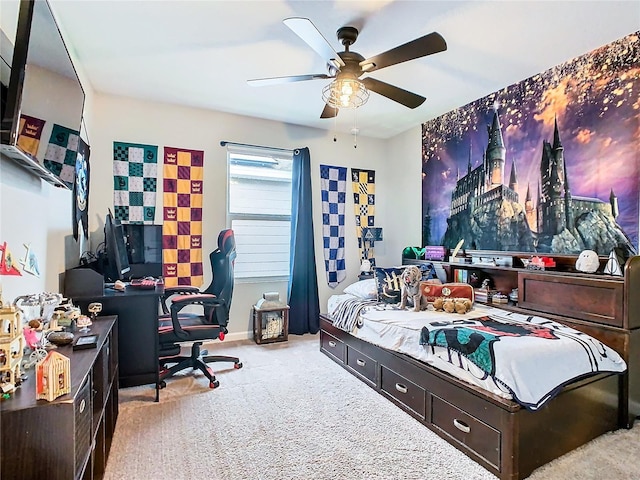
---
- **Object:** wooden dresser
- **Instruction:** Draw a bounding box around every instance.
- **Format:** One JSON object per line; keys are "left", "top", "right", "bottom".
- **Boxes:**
{"left": 1, "top": 316, "right": 119, "bottom": 480}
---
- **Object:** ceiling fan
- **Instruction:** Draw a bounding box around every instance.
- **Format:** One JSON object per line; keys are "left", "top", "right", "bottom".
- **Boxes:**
{"left": 247, "top": 17, "right": 447, "bottom": 118}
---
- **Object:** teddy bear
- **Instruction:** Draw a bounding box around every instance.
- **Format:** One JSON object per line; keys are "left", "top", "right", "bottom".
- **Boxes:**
{"left": 431, "top": 297, "right": 472, "bottom": 314}
{"left": 442, "top": 299, "right": 456, "bottom": 313}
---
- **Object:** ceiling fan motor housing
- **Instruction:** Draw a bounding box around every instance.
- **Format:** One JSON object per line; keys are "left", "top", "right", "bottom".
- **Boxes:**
{"left": 337, "top": 26, "right": 359, "bottom": 47}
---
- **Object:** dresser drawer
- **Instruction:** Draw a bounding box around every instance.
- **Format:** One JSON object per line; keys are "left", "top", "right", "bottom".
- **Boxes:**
{"left": 74, "top": 376, "right": 93, "bottom": 478}
{"left": 431, "top": 395, "right": 501, "bottom": 468}
{"left": 346, "top": 346, "right": 377, "bottom": 384}
{"left": 320, "top": 330, "right": 345, "bottom": 364}
{"left": 381, "top": 366, "right": 426, "bottom": 419}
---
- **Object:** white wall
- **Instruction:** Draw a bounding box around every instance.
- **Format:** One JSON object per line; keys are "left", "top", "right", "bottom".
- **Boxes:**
{"left": 84, "top": 92, "right": 415, "bottom": 339}
{"left": 384, "top": 125, "right": 423, "bottom": 259}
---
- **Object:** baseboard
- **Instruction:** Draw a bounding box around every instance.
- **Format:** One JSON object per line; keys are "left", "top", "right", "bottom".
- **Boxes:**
{"left": 178, "top": 331, "right": 253, "bottom": 355}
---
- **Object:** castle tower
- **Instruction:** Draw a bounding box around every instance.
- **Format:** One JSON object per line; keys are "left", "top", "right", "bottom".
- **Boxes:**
{"left": 486, "top": 110, "right": 506, "bottom": 188}
{"left": 525, "top": 183, "right": 536, "bottom": 232}
{"left": 610, "top": 189, "right": 619, "bottom": 219}
{"left": 563, "top": 156, "right": 574, "bottom": 231}
{"left": 509, "top": 160, "right": 518, "bottom": 192}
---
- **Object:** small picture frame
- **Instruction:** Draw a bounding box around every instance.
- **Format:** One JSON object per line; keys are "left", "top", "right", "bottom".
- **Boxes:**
{"left": 73, "top": 334, "right": 98, "bottom": 350}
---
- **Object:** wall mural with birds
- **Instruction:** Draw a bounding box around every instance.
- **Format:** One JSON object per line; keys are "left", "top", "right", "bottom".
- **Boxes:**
{"left": 421, "top": 31, "right": 639, "bottom": 258}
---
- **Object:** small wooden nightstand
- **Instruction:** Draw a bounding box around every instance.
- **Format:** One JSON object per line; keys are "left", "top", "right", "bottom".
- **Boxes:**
{"left": 253, "top": 305, "right": 289, "bottom": 344}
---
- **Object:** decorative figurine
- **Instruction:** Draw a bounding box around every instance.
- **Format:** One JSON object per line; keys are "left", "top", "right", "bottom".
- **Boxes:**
{"left": 0, "top": 304, "right": 24, "bottom": 393}
{"left": 36, "top": 350, "right": 70, "bottom": 401}
{"left": 76, "top": 315, "right": 92, "bottom": 333}
{"left": 88, "top": 302, "right": 102, "bottom": 321}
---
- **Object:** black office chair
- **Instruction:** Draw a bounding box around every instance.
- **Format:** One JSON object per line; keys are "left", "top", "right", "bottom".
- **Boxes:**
{"left": 157, "top": 229, "right": 242, "bottom": 399}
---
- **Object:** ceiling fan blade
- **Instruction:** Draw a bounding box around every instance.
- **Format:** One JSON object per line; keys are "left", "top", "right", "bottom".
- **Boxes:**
{"left": 284, "top": 17, "right": 345, "bottom": 69}
{"left": 320, "top": 104, "right": 338, "bottom": 119}
{"left": 361, "top": 77, "right": 426, "bottom": 109}
{"left": 247, "top": 73, "right": 331, "bottom": 87}
{"left": 359, "top": 32, "right": 446, "bottom": 73}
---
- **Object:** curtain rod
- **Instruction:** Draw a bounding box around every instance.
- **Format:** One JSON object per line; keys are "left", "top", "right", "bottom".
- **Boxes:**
{"left": 220, "top": 141, "right": 294, "bottom": 153}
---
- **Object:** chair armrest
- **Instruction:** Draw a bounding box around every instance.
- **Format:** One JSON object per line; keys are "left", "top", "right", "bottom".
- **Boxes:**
{"left": 168, "top": 294, "right": 227, "bottom": 339}
{"left": 165, "top": 286, "right": 200, "bottom": 295}
{"left": 160, "top": 286, "right": 202, "bottom": 314}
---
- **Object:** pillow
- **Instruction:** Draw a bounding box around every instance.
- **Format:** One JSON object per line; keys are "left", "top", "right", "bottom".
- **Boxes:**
{"left": 343, "top": 279, "right": 377, "bottom": 300}
{"left": 374, "top": 267, "right": 405, "bottom": 303}
{"left": 420, "top": 282, "right": 475, "bottom": 303}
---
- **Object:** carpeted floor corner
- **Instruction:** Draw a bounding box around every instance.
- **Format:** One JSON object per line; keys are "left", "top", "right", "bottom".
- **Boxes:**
{"left": 104, "top": 335, "right": 640, "bottom": 480}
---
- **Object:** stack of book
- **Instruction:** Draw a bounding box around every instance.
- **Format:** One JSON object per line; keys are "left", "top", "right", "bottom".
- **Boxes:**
{"left": 474, "top": 288, "right": 490, "bottom": 303}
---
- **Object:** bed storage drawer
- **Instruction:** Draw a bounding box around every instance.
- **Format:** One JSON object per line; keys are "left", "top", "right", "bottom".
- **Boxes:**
{"left": 320, "top": 330, "right": 345, "bottom": 364}
{"left": 346, "top": 346, "right": 377, "bottom": 384}
{"left": 431, "top": 394, "right": 501, "bottom": 468}
{"left": 381, "top": 366, "right": 426, "bottom": 419}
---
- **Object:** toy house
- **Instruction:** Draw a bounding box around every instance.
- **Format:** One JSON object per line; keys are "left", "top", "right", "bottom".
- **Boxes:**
{"left": 0, "top": 305, "right": 24, "bottom": 393}
{"left": 36, "top": 350, "right": 71, "bottom": 402}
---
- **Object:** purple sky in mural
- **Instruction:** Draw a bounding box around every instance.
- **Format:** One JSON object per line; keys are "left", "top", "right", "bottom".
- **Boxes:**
{"left": 422, "top": 32, "right": 639, "bottom": 249}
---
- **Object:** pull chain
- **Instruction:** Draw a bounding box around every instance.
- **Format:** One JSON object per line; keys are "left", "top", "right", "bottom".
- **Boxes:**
{"left": 353, "top": 108, "right": 358, "bottom": 149}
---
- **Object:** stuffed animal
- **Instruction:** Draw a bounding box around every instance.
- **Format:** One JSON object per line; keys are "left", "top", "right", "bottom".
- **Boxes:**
{"left": 432, "top": 297, "right": 473, "bottom": 314}
{"left": 442, "top": 299, "right": 456, "bottom": 313}
{"left": 400, "top": 265, "right": 424, "bottom": 311}
{"left": 575, "top": 250, "right": 600, "bottom": 273}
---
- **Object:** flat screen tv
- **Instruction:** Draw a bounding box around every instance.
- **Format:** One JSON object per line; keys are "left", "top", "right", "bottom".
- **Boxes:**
{"left": 104, "top": 211, "right": 131, "bottom": 282}
{"left": 0, "top": 0, "right": 85, "bottom": 188}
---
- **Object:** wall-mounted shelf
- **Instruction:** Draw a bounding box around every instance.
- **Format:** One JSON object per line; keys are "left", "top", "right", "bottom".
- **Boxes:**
{"left": 1, "top": 145, "right": 71, "bottom": 189}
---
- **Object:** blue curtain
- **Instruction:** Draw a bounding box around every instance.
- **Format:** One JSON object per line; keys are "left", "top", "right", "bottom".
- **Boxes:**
{"left": 288, "top": 147, "right": 320, "bottom": 334}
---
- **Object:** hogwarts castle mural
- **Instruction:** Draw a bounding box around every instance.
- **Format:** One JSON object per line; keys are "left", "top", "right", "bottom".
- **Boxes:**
{"left": 422, "top": 32, "right": 639, "bottom": 257}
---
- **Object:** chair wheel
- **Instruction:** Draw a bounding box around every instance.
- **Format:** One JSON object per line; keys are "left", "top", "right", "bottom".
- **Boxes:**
{"left": 210, "top": 380, "right": 220, "bottom": 389}
{"left": 158, "top": 380, "right": 166, "bottom": 389}
{"left": 234, "top": 362, "right": 243, "bottom": 369}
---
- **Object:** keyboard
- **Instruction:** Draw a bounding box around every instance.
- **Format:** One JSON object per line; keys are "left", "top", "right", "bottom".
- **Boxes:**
{"left": 129, "top": 278, "right": 157, "bottom": 289}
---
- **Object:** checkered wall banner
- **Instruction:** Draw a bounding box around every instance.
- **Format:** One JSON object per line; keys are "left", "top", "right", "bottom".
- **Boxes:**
{"left": 44, "top": 124, "right": 80, "bottom": 188}
{"left": 320, "top": 165, "right": 347, "bottom": 287}
{"left": 351, "top": 168, "right": 376, "bottom": 265}
{"left": 113, "top": 142, "right": 158, "bottom": 224}
{"left": 162, "top": 147, "right": 204, "bottom": 287}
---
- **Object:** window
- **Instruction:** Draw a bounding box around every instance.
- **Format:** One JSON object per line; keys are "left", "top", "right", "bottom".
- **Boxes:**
{"left": 227, "top": 146, "right": 293, "bottom": 279}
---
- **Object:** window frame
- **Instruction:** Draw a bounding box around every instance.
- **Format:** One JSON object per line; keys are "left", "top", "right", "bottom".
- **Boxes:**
{"left": 226, "top": 145, "right": 293, "bottom": 282}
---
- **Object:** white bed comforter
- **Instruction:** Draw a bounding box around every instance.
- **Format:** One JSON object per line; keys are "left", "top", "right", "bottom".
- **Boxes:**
{"left": 329, "top": 298, "right": 627, "bottom": 410}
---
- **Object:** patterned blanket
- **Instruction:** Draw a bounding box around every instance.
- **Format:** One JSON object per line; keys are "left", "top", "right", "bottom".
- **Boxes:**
{"left": 419, "top": 310, "right": 627, "bottom": 410}
{"left": 330, "top": 297, "right": 378, "bottom": 333}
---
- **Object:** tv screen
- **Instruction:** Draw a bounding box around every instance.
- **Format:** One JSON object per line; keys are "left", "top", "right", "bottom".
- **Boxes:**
{"left": 105, "top": 212, "right": 131, "bottom": 282}
{"left": 0, "top": 0, "right": 85, "bottom": 188}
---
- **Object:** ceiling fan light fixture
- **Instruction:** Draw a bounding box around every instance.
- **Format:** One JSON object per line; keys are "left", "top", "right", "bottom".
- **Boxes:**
{"left": 322, "top": 75, "right": 369, "bottom": 109}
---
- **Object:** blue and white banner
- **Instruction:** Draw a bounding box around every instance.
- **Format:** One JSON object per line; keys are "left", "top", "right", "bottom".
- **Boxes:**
{"left": 320, "top": 165, "right": 347, "bottom": 287}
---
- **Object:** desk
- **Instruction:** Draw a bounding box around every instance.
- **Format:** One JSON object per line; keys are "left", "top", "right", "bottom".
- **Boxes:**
{"left": 72, "top": 286, "right": 163, "bottom": 389}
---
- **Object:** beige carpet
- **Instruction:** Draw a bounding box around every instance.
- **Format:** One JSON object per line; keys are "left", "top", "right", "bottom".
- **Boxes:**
{"left": 104, "top": 335, "right": 639, "bottom": 480}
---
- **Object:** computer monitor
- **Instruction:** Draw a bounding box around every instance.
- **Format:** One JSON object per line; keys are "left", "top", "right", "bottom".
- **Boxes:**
{"left": 104, "top": 211, "right": 131, "bottom": 281}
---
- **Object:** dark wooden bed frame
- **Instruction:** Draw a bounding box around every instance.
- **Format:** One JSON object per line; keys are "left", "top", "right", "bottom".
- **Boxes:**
{"left": 319, "top": 255, "right": 639, "bottom": 480}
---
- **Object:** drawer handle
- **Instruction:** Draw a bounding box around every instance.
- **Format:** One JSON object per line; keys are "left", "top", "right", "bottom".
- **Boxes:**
{"left": 79, "top": 399, "right": 86, "bottom": 414}
{"left": 395, "top": 383, "right": 408, "bottom": 394}
{"left": 356, "top": 359, "right": 366, "bottom": 367}
{"left": 453, "top": 419, "right": 470, "bottom": 434}
{"left": 328, "top": 341, "right": 337, "bottom": 348}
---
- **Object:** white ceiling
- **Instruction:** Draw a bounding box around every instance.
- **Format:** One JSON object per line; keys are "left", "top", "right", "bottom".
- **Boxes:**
{"left": 8, "top": 1, "right": 640, "bottom": 139}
